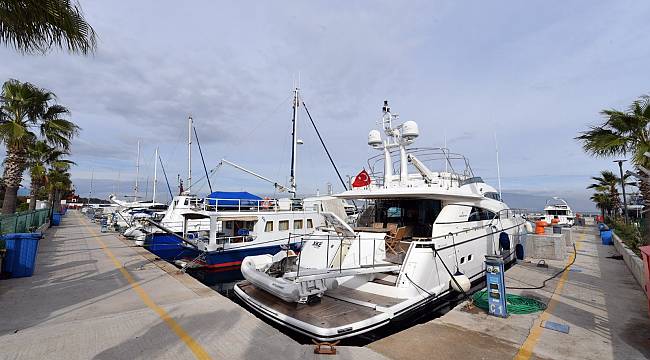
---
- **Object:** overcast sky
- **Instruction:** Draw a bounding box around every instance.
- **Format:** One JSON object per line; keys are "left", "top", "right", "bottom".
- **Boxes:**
{"left": 2, "top": 1, "right": 649, "bottom": 210}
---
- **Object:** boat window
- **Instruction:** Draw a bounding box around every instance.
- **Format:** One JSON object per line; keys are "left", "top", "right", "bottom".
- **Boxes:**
{"left": 225, "top": 221, "right": 233, "bottom": 229}
{"left": 264, "top": 221, "right": 274, "bottom": 232}
{"left": 279, "top": 220, "right": 289, "bottom": 231}
{"left": 484, "top": 192, "right": 501, "bottom": 201}
{"left": 293, "top": 220, "right": 303, "bottom": 229}
{"left": 359, "top": 199, "right": 442, "bottom": 237}
{"left": 480, "top": 209, "right": 496, "bottom": 221}
{"left": 184, "top": 198, "right": 189, "bottom": 206}
{"left": 306, "top": 219, "right": 313, "bottom": 228}
{"left": 174, "top": 200, "right": 179, "bottom": 207}
{"left": 468, "top": 254, "right": 473, "bottom": 261}
{"left": 468, "top": 207, "right": 482, "bottom": 222}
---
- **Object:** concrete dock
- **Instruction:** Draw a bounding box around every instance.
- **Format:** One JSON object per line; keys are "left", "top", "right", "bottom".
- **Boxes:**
{"left": 1, "top": 214, "right": 649, "bottom": 359}
{"left": 370, "top": 226, "right": 650, "bottom": 360}
{"left": 0, "top": 211, "right": 383, "bottom": 360}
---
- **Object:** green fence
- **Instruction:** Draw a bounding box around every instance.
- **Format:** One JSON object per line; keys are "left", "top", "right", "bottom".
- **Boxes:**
{"left": 0, "top": 209, "right": 50, "bottom": 235}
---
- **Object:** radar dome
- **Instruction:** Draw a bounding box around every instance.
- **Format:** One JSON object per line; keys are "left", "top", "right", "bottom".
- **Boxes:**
{"left": 368, "top": 130, "right": 382, "bottom": 147}
{"left": 402, "top": 121, "right": 419, "bottom": 140}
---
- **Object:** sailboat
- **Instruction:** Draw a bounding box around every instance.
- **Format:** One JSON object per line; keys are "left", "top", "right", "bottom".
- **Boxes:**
{"left": 142, "top": 87, "right": 346, "bottom": 283}
{"left": 233, "top": 100, "right": 529, "bottom": 340}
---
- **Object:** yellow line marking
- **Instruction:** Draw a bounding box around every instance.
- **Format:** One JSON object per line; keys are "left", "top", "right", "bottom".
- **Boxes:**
{"left": 82, "top": 215, "right": 212, "bottom": 360}
{"left": 514, "top": 232, "right": 585, "bottom": 360}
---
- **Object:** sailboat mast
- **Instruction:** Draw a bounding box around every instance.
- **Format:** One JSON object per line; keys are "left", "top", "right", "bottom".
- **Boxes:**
{"left": 153, "top": 147, "right": 158, "bottom": 203}
{"left": 188, "top": 116, "right": 192, "bottom": 195}
{"left": 289, "top": 87, "right": 299, "bottom": 196}
{"left": 135, "top": 140, "right": 140, "bottom": 200}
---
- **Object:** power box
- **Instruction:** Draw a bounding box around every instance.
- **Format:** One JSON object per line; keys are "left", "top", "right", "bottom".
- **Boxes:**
{"left": 485, "top": 255, "right": 507, "bottom": 318}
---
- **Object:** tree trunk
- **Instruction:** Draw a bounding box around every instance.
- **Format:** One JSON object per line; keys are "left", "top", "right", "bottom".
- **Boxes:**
{"left": 28, "top": 179, "right": 39, "bottom": 211}
{"left": 53, "top": 190, "right": 62, "bottom": 213}
{"left": 2, "top": 146, "right": 27, "bottom": 214}
{"left": 1, "top": 185, "right": 19, "bottom": 214}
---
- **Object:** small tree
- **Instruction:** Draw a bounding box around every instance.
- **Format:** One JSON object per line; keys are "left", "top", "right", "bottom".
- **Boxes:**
{"left": 0, "top": 79, "right": 79, "bottom": 213}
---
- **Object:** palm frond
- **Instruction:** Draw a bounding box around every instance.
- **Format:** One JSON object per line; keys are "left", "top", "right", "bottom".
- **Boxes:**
{"left": 0, "top": 0, "right": 97, "bottom": 55}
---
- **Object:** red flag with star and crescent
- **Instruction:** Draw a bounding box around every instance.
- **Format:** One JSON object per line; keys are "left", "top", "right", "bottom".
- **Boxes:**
{"left": 352, "top": 169, "right": 371, "bottom": 187}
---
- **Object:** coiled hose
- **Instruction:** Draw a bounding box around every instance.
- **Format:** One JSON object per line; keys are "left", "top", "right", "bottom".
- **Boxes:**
{"left": 471, "top": 291, "right": 547, "bottom": 314}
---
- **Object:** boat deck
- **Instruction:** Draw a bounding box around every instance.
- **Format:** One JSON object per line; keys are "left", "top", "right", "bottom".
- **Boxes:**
{"left": 238, "top": 282, "right": 405, "bottom": 329}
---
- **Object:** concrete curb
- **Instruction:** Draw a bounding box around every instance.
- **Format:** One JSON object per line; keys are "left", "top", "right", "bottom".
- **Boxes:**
{"left": 612, "top": 232, "right": 646, "bottom": 294}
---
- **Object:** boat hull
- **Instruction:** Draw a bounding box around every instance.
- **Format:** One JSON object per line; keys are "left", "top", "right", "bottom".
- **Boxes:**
{"left": 144, "top": 233, "right": 301, "bottom": 283}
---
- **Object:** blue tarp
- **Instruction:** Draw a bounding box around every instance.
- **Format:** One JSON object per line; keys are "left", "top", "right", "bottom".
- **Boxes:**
{"left": 205, "top": 191, "right": 262, "bottom": 206}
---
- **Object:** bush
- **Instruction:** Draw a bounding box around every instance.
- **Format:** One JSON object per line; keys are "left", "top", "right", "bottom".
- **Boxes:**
{"left": 606, "top": 217, "right": 644, "bottom": 256}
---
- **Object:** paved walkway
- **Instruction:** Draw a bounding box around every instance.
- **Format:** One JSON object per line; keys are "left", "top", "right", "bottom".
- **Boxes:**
{"left": 0, "top": 211, "right": 384, "bottom": 360}
{"left": 370, "top": 226, "right": 650, "bottom": 360}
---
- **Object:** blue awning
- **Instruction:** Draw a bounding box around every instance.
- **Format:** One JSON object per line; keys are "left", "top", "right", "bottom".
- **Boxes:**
{"left": 205, "top": 191, "right": 262, "bottom": 206}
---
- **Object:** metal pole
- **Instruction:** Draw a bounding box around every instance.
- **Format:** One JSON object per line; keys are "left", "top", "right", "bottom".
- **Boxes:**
{"left": 615, "top": 160, "right": 629, "bottom": 224}
{"left": 188, "top": 116, "right": 192, "bottom": 195}
{"left": 153, "top": 147, "right": 158, "bottom": 203}
{"left": 290, "top": 87, "right": 299, "bottom": 197}
{"left": 135, "top": 140, "right": 140, "bottom": 200}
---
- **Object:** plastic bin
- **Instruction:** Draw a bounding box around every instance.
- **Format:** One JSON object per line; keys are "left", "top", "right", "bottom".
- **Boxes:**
{"left": 1, "top": 233, "right": 42, "bottom": 277}
{"left": 600, "top": 229, "right": 613, "bottom": 245}
{"left": 51, "top": 212, "right": 61, "bottom": 226}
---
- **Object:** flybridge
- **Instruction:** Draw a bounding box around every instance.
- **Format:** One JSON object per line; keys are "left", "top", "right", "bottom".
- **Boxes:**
{"left": 363, "top": 101, "right": 475, "bottom": 190}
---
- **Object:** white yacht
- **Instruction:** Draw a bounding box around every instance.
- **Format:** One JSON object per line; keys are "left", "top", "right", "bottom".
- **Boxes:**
{"left": 234, "top": 101, "right": 528, "bottom": 341}
{"left": 542, "top": 197, "right": 574, "bottom": 226}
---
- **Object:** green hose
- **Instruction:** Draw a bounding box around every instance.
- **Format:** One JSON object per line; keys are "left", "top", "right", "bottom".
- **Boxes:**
{"left": 472, "top": 290, "right": 547, "bottom": 314}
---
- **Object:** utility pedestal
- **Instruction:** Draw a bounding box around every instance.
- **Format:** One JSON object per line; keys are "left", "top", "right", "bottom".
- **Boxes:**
{"left": 485, "top": 255, "right": 508, "bottom": 318}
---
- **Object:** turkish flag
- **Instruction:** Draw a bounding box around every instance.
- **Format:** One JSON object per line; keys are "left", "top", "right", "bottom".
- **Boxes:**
{"left": 352, "top": 169, "right": 371, "bottom": 187}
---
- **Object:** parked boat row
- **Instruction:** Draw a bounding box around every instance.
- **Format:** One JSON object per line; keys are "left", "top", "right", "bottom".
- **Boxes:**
{"left": 84, "top": 91, "right": 532, "bottom": 342}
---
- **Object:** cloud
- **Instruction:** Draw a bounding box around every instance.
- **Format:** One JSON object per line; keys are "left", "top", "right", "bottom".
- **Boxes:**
{"left": 1, "top": 0, "right": 649, "bottom": 203}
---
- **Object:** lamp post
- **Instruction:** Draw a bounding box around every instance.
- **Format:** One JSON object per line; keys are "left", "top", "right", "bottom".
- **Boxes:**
{"left": 614, "top": 160, "right": 628, "bottom": 224}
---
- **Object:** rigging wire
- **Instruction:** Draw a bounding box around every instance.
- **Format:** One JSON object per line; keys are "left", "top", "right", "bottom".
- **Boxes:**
{"left": 193, "top": 126, "right": 213, "bottom": 193}
{"left": 158, "top": 154, "right": 174, "bottom": 199}
{"left": 301, "top": 100, "right": 348, "bottom": 192}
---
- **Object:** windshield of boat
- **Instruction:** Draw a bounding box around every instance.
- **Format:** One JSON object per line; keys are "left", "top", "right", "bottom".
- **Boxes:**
{"left": 356, "top": 199, "right": 442, "bottom": 237}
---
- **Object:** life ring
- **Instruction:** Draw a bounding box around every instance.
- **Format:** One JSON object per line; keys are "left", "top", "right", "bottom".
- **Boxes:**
{"left": 261, "top": 197, "right": 271, "bottom": 209}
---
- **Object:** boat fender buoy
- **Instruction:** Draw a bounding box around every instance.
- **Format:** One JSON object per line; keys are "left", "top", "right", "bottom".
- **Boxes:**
{"left": 450, "top": 272, "right": 471, "bottom": 293}
{"left": 499, "top": 232, "right": 510, "bottom": 250}
{"left": 524, "top": 221, "right": 534, "bottom": 234}
{"left": 515, "top": 243, "right": 524, "bottom": 260}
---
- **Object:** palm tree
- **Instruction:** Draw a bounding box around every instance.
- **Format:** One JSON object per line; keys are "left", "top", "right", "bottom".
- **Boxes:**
{"left": 0, "top": 79, "right": 79, "bottom": 214}
{"left": 46, "top": 162, "right": 72, "bottom": 213}
{"left": 577, "top": 95, "right": 650, "bottom": 233}
{"left": 26, "top": 140, "right": 72, "bottom": 210}
{"left": 587, "top": 170, "right": 623, "bottom": 218}
{"left": 0, "top": 0, "right": 96, "bottom": 54}
{"left": 590, "top": 192, "right": 611, "bottom": 219}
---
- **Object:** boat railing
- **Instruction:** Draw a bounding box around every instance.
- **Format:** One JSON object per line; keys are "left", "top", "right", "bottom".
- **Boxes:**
{"left": 288, "top": 232, "right": 400, "bottom": 281}
{"left": 288, "top": 211, "right": 528, "bottom": 281}
{"left": 195, "top": 234, "right": 256, "bottom": 248}
{"left": 199, "top": 198, "right": 281, "bottom": 212}
{"left": 367, "top": 147, "right": 474, "bottom": 187}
